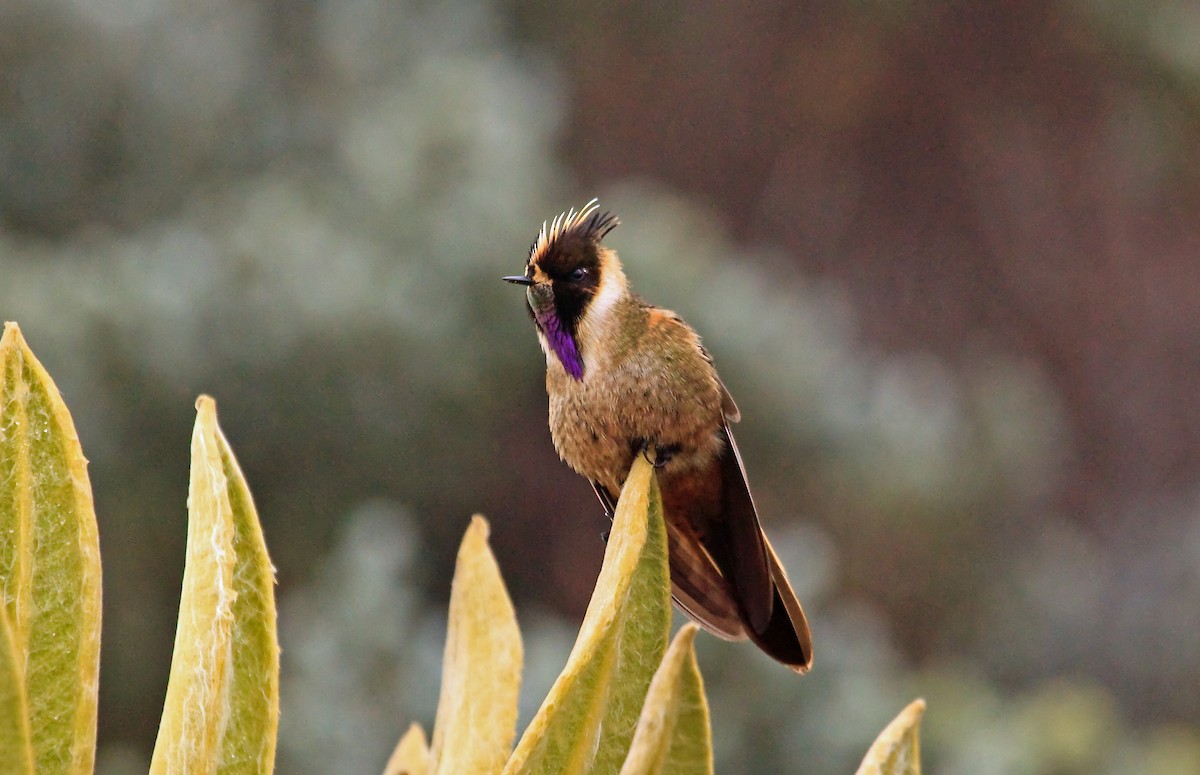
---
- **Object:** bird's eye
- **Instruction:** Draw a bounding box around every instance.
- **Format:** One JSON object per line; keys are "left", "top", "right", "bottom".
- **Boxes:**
{"left": 569, "top": 267, "right": 588, "bottom": 281}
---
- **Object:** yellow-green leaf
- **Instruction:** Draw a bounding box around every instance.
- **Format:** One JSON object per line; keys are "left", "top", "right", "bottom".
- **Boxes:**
{"left": 383, "top": 723, "right": 431, "bottom": 775}
{"left": 151, "top": 396, "right": 280, "bottom": 775}
{"left": 428, "top": 516, "right": 523, "bottom": 775}
{"left": 619, "top": 624, "right": 712, "bottom": 775}
{"left": 855, "top": 699, "right": 927, "bottom": 775}
{"left": 0, "top": 322, "right": 102, "bottom": 775}
{"left": 0, "top": 605, "right": 34, "bottom": 774}
{"left": 504, "top": 454, "right": 671, "bottom": 775}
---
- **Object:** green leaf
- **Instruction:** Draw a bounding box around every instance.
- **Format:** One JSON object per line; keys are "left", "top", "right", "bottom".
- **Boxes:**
{"left": 0, "top": 322, "right": 102, "bottom": 775}
{"left": 855, "top": 699, "right": 927, "bottom": 775}
{"left": 504, "top": 454, "right": 671, "bottom": 775}
{"left": 383, "top": 723, "right": 431, "bottom": 775}
{"left": 0, "top": 605, "right": 34, "bottom": 774}
{"left": 428, "top": 516, "right": 523, "bottom": 775}
{"left": 151, "top": 396, "right": 280, "bottom": 775}
{"left": 619, "top": 624, "right": 713, "bottom": 775}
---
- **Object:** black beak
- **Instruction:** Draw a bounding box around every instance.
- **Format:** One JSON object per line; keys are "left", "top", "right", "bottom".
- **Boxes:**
{"left": 503, "top": 275, "right": 535, "bottom": 286}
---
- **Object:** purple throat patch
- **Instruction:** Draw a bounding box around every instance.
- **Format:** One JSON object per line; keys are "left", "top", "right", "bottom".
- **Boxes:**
{"left": 536, "top": 307, "right": 584, "bottom": 380}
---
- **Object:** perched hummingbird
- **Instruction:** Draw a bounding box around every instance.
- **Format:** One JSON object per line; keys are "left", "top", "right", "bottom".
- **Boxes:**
{"left": 504, "top": 200, "right": 813, "bottom": 672}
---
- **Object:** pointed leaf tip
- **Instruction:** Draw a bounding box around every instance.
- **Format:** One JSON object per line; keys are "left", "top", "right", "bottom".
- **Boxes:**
{"left": 620, "top": 623, "right": 713, "bottom": 775}
{"left": 855, "top": 699, "right": 927, "bottom": 775}
{"left": 0, "top": 324, "right": 25, "bottom": 354}
{"left": 428, "top": 515, "right": 522, "bottom": 775}
{"left": 505, "top": 454, "right": 671, "bottom": 774}
{"left": 465, "top": 513, "right": 490, "bottom": 542}
{"left": 384, "top": 723, "right": 431, "bottom": 775}
{"left": 151, "top": 398, "right": 279, "bottom": 773}
{"left": 0, "top": 322, "right": 102, "bottom": 774}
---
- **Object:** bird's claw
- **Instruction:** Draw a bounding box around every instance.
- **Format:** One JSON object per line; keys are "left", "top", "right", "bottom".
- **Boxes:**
{"left": 632, "top": 438, "right": 679, "bottom": 468}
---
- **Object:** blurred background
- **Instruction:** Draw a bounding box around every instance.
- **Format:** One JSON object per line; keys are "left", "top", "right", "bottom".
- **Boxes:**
{"left": 2, "top": 0, "right": 1199, "bottom": 772}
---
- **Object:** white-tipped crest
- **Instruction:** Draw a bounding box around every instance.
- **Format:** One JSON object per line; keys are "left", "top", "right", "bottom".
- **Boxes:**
{"left": 529, "top": 198, "right": 604, "bottom": 264}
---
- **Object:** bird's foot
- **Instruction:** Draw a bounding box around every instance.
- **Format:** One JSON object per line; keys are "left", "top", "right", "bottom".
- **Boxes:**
{"left": 652, "top": 443, "right": 681, "bottom": 468}
{"left": 632, "top": 437, "right": 680, "bottom": 469}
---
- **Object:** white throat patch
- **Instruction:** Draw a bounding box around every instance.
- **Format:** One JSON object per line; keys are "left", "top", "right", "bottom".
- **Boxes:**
{"left": 570, "top": 265, "right": 626, "bottom": 377}
{"left": 590, "top": 267, "right": 623, "bottom": 322}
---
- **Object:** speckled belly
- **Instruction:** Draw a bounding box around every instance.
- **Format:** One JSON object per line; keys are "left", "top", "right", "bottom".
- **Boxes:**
{"left": 546, "top": 366, "right": 724, "bottom": 495}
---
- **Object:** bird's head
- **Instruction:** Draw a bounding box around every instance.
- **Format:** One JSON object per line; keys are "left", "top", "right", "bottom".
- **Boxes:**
{"left": 504, "top": 199, "right": 622, "bottom": 380}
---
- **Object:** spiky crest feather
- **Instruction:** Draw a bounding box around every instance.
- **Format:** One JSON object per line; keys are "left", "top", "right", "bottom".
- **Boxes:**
{"left": 528, "top": 198, "right": 619, "bottom": 268}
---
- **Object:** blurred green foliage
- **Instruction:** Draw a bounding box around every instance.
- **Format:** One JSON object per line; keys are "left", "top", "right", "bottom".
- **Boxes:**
{"left": 1, "top": 0, "right": 1199, "bottom": 774}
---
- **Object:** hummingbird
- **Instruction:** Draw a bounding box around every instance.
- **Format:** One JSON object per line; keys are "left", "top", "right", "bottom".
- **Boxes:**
{"left": 504, "top": 199, "right": 813, "bottom": 672}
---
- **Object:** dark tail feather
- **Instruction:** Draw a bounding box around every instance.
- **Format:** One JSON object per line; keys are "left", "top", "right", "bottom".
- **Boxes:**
{"left": 716, "top": 423, "right": 813, "bottom": 673}
{"left": 597, "top": 474, "right": 748, "bottom": 640}
{"left": 712, "top": 424, "right": 774, "bottom": 632}
{"left": 666, "top": 517, "right": 748, "bottom": 641}
{"left": 746, "top": 536, "right": 813, "bottom": 673}
{"left": 595, "top": 424, "right": 814, "bottom": 672}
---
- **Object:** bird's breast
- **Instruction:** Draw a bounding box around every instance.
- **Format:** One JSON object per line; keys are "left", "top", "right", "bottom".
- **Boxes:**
{"left": 546, "top": 347, "right": 725, "bottom": 495}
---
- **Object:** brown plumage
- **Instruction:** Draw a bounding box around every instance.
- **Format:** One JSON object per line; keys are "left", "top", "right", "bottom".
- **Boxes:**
{"left": 504, "top": 200, "right": 813, "bottom": 673}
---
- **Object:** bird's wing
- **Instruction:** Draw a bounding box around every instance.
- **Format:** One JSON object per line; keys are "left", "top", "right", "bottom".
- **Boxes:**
{"left": 748, "top": 533, "right": 814, "bottom": 673}
{"left": 716, "top": 374, "right": 740, "bottom": 422}
{"left": 595, "top": 468, "right": 748, "bottom": 640}
{"left": 590, "top": 480, "right": 617, "bottom": 518}
{"left": 666, "top": 516, "right": 748, "bottom": 640}
{"left": 697, "top": 344, "right": 740, "bottom": 422}
{"left": 705, "top": 421, "right": 813, "bottom": 671}
{"left": 706, "top": 421, "right": 774, "bottom": 633}
{"left": 665, "top": 423, "right": 814, "bottom": 670}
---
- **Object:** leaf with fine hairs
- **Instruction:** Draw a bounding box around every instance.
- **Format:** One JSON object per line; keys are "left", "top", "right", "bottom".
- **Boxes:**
{"left": 504, "top": 454, "right": 671, "bottom": 775}
{"left": 0, "top": 322, "right": 102, "bottom": 775}
{"left": 428, "top": 516, "right": 523, "bottom": 775}
{"left": 151, "top": 396, "right": 280, "bottom": 775}
{"left": 619, "top": 624, "right": 713, "bottom": 775}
